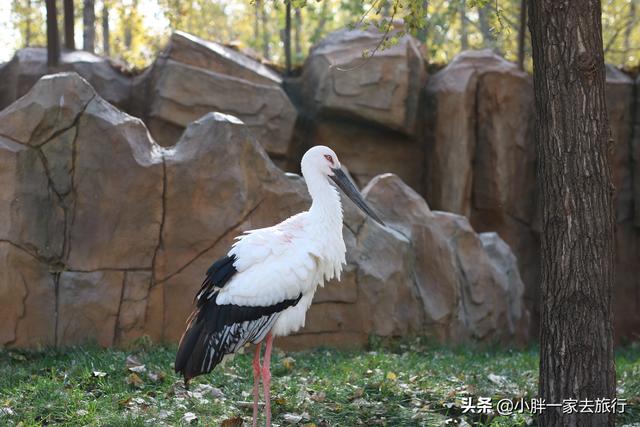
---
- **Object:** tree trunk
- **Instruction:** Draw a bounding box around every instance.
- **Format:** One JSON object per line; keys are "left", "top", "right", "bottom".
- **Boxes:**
{"left": 25, "top": 0, "right": 32, "bottom": 47}
{"left": 623, "top": 1, "right": 636, "bottom": 61}
{"left": 102, "top": 2, "right": 110, "bottom": 56}
{"left": 517, "top": 0, "right": 526, "bottom": 69}
{"left": 254, "top": 0, "right": 260, "bottom": 47}
{"left": 382, "top": 0, "right": 391, "bottom": 17}
{"left": 478, "top": 4, "right": 496, "bottom": 51}
{"left": 416, "top": 0, "right": 429, "bottom": 42}
{"left": 311, "top": 0, "right": 328, "bottom": 43}
{"left": 528, "top": 1, "right": 616, "bottom": 426}
{"left": 45, "top": 0, "right": 60, "bottom": 67}
{"left": 83, "top": 0, "right": 95, "bottom": 52}
{"left": 284, "top": 0, "right": 292, "bottom": 75}
{"left": 63, "top": 0, "right": 75, "bottom": 50}
{"left": 294, "top": 7, "right": 302, "bottom": 61}
{"left": 460, "top": 0, "right": 468, "bottom": 51}
{"left": 260, "top": 0, "right": 270, "bottom": 60}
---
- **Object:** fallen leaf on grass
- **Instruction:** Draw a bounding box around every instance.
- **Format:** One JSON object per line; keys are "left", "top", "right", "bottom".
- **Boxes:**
{"left": 237, "top": 401, "right": 264, "bottom": 409}
{"left": 8, "top": 353, "right": 26, "bottom": 362}
{"left": 126, "top": 372, "right": 144, "bottom": 388}
{"left": 283, "top": 413, "right": 304, "bottom": 424}
{"left": 487, "top": 373, "right": 507, "bottom": 385}
{"left": 192, "top": 383, "right": 224, "bottom": 399}
{"left": 348, "top": 388, "right": 364, "bottom": 401}
{"left": 126, "top": 355, "right": 146, "bottom": 373}
{"left": 158, "top": 409, "right": 173, "bottom": 419}
{"left": 221, "top": 416, "right": 244, "bottom": 427}
{"left": 148, "top": 370, "right": 166, "bottom": 382}
{"left": 281, "top": 356, "right": 296, "bottom": 370}
{"left": 117, "top": 397, "right": 131, "bottom": 408}
{"left": 0, "top": 407, "right": 15, "bottom": 416}
{"left": 182, "top": 412, "right": 198, "bottom": 424}
{"left": 310, "top": 391, "right": 326, "bottom": 402}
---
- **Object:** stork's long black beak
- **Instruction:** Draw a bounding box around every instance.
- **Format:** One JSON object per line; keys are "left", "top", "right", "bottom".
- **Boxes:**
{"left": 329, "top": 168, "right": 385, "bottom": 226}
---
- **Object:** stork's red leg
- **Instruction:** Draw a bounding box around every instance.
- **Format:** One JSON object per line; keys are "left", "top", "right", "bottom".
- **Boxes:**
{"left": 261, "top": 333, "right": 274, "bottom": 427}
{"left": 252, "top": 343, "right": 262, "bottom": 427}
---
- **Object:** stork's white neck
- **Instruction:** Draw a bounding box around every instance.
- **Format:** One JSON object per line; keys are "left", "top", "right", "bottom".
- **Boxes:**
{"left": 304, "top": 169, "right": 343, "bottom": 228}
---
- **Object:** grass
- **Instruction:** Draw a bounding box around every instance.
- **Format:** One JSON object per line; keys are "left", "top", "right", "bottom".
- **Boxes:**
{"left": 0, "top": 337, "right": 638, "bottom": 426}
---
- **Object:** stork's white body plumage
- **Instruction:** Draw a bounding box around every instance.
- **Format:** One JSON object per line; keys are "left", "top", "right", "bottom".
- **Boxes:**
{"left": 174, "top": 146, "right": 383, "bottom": 427}
{"left": 220, "top": 200, "right": 346, "bottom": 336}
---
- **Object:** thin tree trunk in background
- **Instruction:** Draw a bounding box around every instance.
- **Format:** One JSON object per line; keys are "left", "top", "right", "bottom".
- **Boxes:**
{"left": 382, "top": 0, "right": 391, "bottom": 17}
{"left": 294, "top": 7, "right": 302, "bottom": 62}
{"left": 528, "top": 1, "right": 616, "bottom": 426}
{"left": 102, "top": 3, "right": 110, "bottom": 56}
{"left": 311, "top": 0, "right": 328, "bottom": 43}
{"left": 63, "top": 0, "right": 75, "bottom": 50}
{"left": 254, "top": 0, "right": 260, "bottom": 48}
{"left": 478, "top": 4, "right": 496, "bottom": 51}
{"left": 284, "top": 0, "right": 292, "bottom": 75}
{"left": 83, "top": 0, "right": 95, "bottom": 53}
{"left": 260, "top": 0, "right": 270, "bottom": 60}
{"left": 124, "top": 24, "right": 132, "bottom": 49}
{"left": 45, "top": 0, "right": 60, "bottom": 67}
{"left": 460, "top": 0, "right": 468, "bottom": 51}
{"left": 517, "top": 0, "right": 526, "bottom": 69}
{"left": 25, "top": 0, "right": 32, "bottom": 47}
{"left": 416, "top": 0, "right": 429, "bottom": 43}
{"left": 623, "top": 1, "right": 636, "bottom": 61}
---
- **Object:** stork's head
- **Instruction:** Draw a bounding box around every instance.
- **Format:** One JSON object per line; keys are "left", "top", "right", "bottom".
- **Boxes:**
{"left": 301, "top": 146, "right": 385, "bottom": 226}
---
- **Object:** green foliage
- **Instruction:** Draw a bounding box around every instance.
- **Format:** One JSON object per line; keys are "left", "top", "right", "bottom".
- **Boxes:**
{"left": 10, "top": 0, "right": 47, "bottom": 48}
{"left": 0, "top": 338, "right": 638, "bottom": 426}
{"left": 4, "top": 0, "right": 640, "bottom": 69}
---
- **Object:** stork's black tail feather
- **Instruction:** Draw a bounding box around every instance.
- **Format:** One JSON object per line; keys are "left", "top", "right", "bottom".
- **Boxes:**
{"left": 174, "top": 253, "right": 303, "bottom": 383}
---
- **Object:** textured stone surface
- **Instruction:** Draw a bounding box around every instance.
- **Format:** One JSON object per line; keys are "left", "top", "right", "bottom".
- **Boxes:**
{"left": 299, "top": 28, "right": 426, "bottom": 135}
{"left": 165, "top": 31, "right": 282, "bottom": 86}
{"left": 57, "top": 271, "right": 124, "bottom": 347}
{"left": 0, "top": 242, "right": 56, "bottom": 347}
{"left": 0, "top": 48, "right": 130, "bottom": 111}
{"left": 635, "top": 76, "right": 640, "bottom": 228}
{"left": 307, "top": 118, "right": 423, "bottom": 190}
{"left": 606, "top": 65, "right": 635, "bottom": 224}
{"left": 362, "top": 174, "right": 459, "bottom": 340}
{"left": 479, "top": 232, "right": 528, "bottom": 339}
{"left": 4, "top": 43, "right": 640, "bottom": 347}
{"left": 424, "top": 50, "right": 540, "bottom": 329}
{"left": 157, "top": 113, "right": 310, "bottom": 342}
{"left": 607, "top": 67, "right": 640, "bottom": 342}
{"left": 132, "top": 32, "right": 296, "bottom": 159}
{"left": 0, "top": 73, "right": 160, "bottom": 347}
{"left": 284, "top": 173, "right": 528, "bottom": 348}
{"left": 67, "top": 96, "right": 163, "bottom": 270}
{"left": 0, "top": 72, "right": 529, "bottom": 349}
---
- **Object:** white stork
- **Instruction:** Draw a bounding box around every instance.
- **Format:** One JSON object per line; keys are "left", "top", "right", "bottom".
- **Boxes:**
{"left": 174, "top": 145, "right": 384, "bottom": 426}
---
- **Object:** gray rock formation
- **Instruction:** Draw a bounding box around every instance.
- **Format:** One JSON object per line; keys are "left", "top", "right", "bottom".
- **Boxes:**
{"left": 0, "top": 48, "right": 130, "bottom": 111}
{"left": 0, "top": 72, "right": 528, "bottom": 349}
{"left": 131, "top": 32, "right": 297, "bottom": 164}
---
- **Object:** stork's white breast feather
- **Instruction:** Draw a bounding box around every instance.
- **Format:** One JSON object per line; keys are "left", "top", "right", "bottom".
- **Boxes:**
{"left": 216, "top": 213, "right": 327, "bottom": 308}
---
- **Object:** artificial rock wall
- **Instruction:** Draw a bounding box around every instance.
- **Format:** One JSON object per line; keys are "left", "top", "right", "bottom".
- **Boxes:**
{"left": 1, "top": 27, "right": 638, "bottom": 346}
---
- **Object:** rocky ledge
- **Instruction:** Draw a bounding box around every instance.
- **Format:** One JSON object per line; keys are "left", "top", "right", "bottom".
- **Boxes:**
{"left": 0, "top": 73, "right": 528, "bottom": 349}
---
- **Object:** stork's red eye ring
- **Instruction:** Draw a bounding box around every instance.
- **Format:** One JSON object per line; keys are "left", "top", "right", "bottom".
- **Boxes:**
{"left": 324, "top": 155, "right": 334, "bottom": 165}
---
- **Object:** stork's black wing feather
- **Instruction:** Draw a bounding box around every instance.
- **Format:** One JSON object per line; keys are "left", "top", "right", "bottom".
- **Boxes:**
{"left": 174, "top": 254, "right": 302, "bottom": 384}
